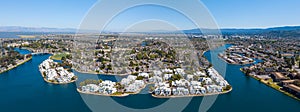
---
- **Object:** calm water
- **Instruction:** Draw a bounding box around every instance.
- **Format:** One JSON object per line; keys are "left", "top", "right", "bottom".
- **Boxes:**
{"left": 205, "top": 44, "right": 300, "bottom": 112}
{"left": 0, "top": 32, "right": 75, "bottom": 38}
{"left": 0, "top": 45, "right": 299, "bottom": 112}
{"left": 14, "top": 48, "right": 31, "bottom": 55}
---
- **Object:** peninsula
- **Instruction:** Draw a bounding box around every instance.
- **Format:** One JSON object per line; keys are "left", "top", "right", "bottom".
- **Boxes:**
{"left": 0, "top": 47, "right": 32, "bottom": 74}
{"left": 76, "top": 37, "right": 232, "bottom": 97}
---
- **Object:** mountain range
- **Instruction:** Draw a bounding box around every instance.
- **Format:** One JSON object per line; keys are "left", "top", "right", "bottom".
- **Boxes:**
{"left": 183, "top": 26, "right": 300, "bottom": 34}
{"left": 183, "top": 26, "right": 300, "bottom": 38}
{"left": 1, "top": 26, "right": 300, "bottom": 37}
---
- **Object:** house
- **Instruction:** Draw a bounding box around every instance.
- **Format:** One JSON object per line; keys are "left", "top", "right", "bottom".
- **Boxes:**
{"left": 270, "top": 72, "right": 289, "bottom": 82}
{"left": 256, "top": 75, "right": 271, "bottom": 80}
{"left": 133, "top": 80, "right": 145, "bottom": 88}
{"left": 217, "top": 80, "right": 229, "bottom": 87}
{"left": 191, "top": 85, "right": 206, "bottom": 95}
{"left": 173, "top": 79, "right": 190, "bottom": 87}
{"left": 125, "top": 84, "right": 138, "bottom": 92}
{"left": 205, "top": 85, "right": 213, "bottom": 93}
{"left": 172, "top": 88, "right": 179, "bottom": 95}
{"left": 101, "top": 80, "right": 116, "bottom": 87}
{"left": 154, "top": 88, "right": 161, "bottom": 95}
{"left": 162, "top": 69, "right": 173, "bottom": 73}
{"left": 200, "top": 77, "right": 213, "bottom": 85}
{"left": 194, "top": 71, "right": 206, "bottom": 77}
{"left": 155, "top": 82, "right": 169, "bottom": 88}
{"left": 153, "top": 70, "right": 162, "bottom": 76}
{"left": 288, "top": 73, "right": 300, "bottom": 79}
{"left": 127, "top": 75, "right": 137, "bottom": 81}
{"left": 149, "top": 76, "right": 163, "bottom": 83}
{"left": 165, "top": 88, "right": 171, "bottom": 96}
{"left": 279, "top": 80, "right": 295, "bottom": 86}
{"left": 82, "top": 84, "right": 99, "bottom": 93}
{"left": 138, "top": 72, "right": 149, "bottom": 78}
{"left": 283, "top": 84, "right": 300, "bottom": 98}
{"left": 154, "top": 86, "right": 172, "bottom": 96}
{"left": 163, "top": 74, "right": 173, "bottom": 80}
{"left": 105, "top": 87, "right": 117, "bottom": 94}
{"left": 182, "top": 88, "right": 189, "bottom": 95}
{"left": 186, "top": 75, "right": 194, "bottom": 81}
{"left": 125, "top": 80, "right": 145, "bottom": 93}
{"left": 190, "top": 81, "right": 201, "bottom": 86}
{"left": 120, "top": 78, "right": 131, "bottom": 86}
{"left": 200, "top": 87, "right": 206, "bottom": 94}
{"left": 174, "top": 68, "right": 185, "bottom": 76}
{"left": 46, "top": 69, "right": 57, "bottom": 81}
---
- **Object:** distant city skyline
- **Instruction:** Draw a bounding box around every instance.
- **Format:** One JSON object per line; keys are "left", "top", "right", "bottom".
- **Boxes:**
{"left": 0, "top": 0, "right": 300, "bottom": 31}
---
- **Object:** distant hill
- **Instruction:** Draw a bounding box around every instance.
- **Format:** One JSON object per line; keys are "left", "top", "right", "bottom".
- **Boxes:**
{"left": 0, "top": 26, "right": 299, "bottom": 38}
{"left": 182, "top": 26, "right": 300, "bottom": 38}
{"left": 0, "top": 26, "right": 98, "bottom": 33}
{"left": 266, "top": 26, "right": 300, "bottom": 31}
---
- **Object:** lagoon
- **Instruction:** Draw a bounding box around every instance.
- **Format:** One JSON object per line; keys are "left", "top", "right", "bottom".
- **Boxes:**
{"left": 0, "top": 44, "right": 299, "bottom": 112}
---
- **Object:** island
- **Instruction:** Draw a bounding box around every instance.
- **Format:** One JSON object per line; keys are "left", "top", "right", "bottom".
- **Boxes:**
{"left": 39, "top": 59, "right": 77, "bottom": 84}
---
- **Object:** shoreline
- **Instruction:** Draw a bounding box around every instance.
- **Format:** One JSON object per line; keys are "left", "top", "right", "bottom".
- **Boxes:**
{"left": 0, "top": 57, "right": 32, "bottom": 74}
{"left": 77, "top": 85, "right": 232, "bottom": 98}
{"left": 151, "top": 88, "right": 232, "bottom": 98}
{"left": 39, "top": 70, "right": 78, "bottom": 84}
{"left": 77, "top": 88, "right": 130, "bottom": 97}
{"left": 77, "top": 82, "right": 148, "bottom": 97}
{"left": 240, "top": 68, "right": 300, "bottom": 101}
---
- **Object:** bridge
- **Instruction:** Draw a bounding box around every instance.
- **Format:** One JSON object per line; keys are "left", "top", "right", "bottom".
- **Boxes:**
{"left": 31, "top": 52, "right": 52, "bottom": 56}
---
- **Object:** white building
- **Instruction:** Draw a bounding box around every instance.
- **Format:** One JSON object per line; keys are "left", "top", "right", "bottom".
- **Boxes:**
{"left": 153, "top": 70, "right": 162, "bottom": 76}
{"left": 149, "top": 76, "right": 163, "bottom": 83}
{"left": 163, "top": 74, "right": 173, "bottom": 80}
{"left": 138, "top": 72, "right": 149, "bottom": 78}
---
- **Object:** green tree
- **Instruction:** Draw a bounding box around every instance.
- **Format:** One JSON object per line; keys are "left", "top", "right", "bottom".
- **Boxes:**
{"left": 223, "top": 85, "right": 232, "bottom": 91}
{"left": 135, "top": 67, "right": 140, "bottom": 72}
{"left": 129, "top": 61, "right": 134, "bottom": 67}
{"left": 291, "top": 57, "right": 295, "bottom": 65}
{"left": 136, "top": 76, "right": 144, "bottom": 80}
{"left": 79, "top": 81, "right": 86, "bottom": 87}
{"left": 149, "top": 85, "right": 155, "bottom": 92}
{"left": 136, "top": 53, "right": 143, "bottom": 60}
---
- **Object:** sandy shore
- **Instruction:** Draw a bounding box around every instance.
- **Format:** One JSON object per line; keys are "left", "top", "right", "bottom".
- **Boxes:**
{"left": 77, "top": 88, "right": 130, "bottom": 97}
{"left": 18, "top": 35, "right": 37, "bottom": 38}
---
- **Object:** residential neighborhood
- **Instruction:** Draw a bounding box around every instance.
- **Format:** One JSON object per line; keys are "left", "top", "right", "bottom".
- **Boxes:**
{"left": 227, "top": 38, "right": 300, "bottom": 99}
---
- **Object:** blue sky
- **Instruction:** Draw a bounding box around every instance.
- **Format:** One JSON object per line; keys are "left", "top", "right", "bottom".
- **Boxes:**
{"left": 0, "top": 0, "right": 300, "bottom": 30}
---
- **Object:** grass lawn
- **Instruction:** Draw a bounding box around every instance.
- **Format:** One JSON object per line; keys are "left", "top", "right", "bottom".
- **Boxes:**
{"left": 50, "top": 53, "right": 68, "bottom": 60}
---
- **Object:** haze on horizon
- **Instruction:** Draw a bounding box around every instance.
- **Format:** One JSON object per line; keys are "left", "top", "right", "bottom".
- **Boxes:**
{"left": 0, "top": 0, "right": 300, "bottom": 32}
